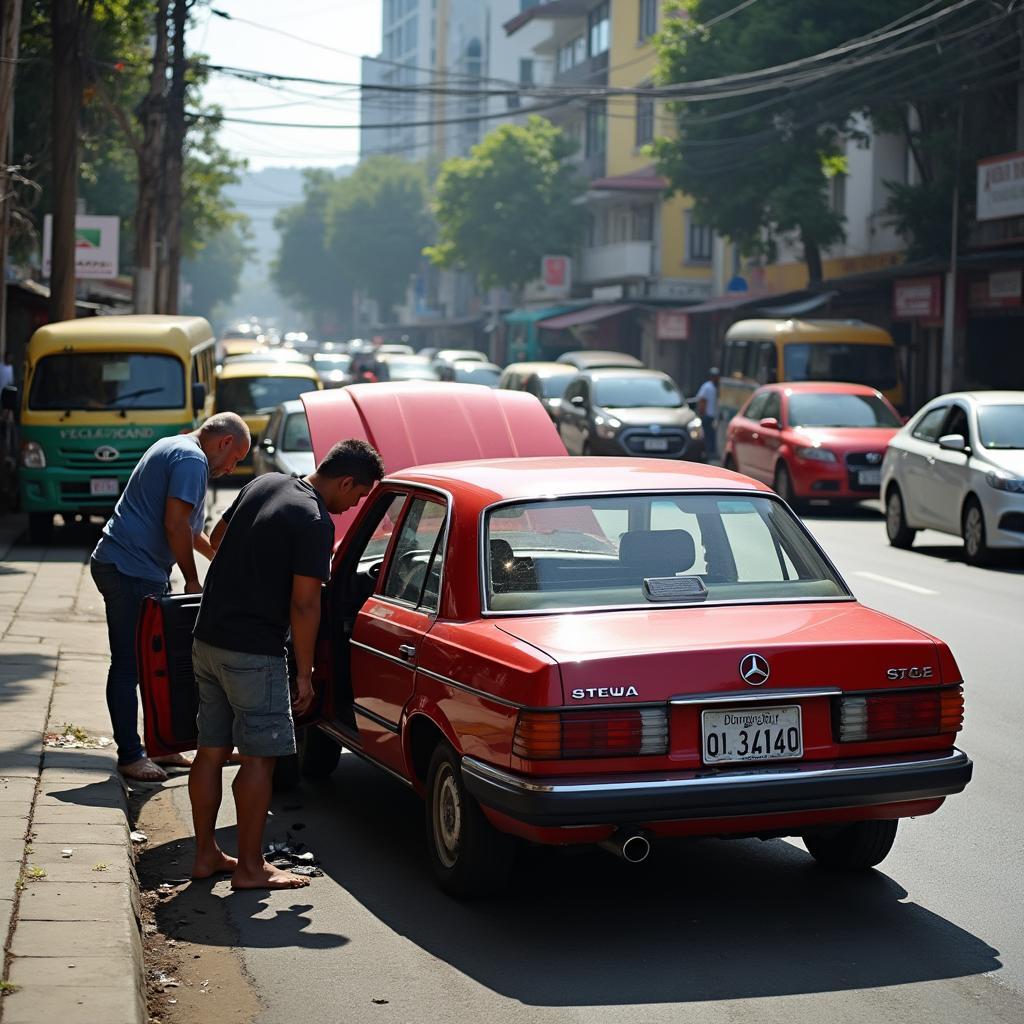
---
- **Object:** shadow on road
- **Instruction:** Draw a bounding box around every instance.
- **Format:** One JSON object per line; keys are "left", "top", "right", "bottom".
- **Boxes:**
{"left": 147, "top": 753, "right": 1003, "bottom": 1006}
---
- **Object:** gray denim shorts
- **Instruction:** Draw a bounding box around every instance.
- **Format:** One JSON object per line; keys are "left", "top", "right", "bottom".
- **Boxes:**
{"left": 192, "top": 638, "right": 296, "bottom": 758}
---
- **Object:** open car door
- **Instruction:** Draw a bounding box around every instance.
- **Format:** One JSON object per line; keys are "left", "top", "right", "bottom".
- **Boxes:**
{"left": 137, "top": 593, "right": 329, "bottom": 757}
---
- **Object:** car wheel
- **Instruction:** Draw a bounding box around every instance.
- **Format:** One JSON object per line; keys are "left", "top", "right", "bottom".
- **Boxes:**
{"left": 425, "top": 743, "right": 514, "bottom": 898}
{"left": 27, "top": 512, "right": 53, "bottom": 545}
{"left": 962, "top": 497, "right": 990, "bottom": 565}
{"left": 885, "top": 486, "right": 916, "bottom": 549}
{"left": 804, "top": 819, "right": 898, "bottom": 870}
{"left": 299, "top": 725, "right": 342, "bottom": 779}
{"left": 773, "top": 463, "right": 800, "bottom": 509}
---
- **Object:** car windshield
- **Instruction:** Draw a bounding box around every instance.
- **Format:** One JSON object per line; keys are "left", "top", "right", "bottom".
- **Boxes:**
{"left": 216, "top": 376, "right": 317, "bottom": 415}
{"left": 536, "top": 373, "right": 574, "bottom": 398}
{"left": 28, "top": 352, "right": 185, "bottom": 411}
{"left": 312, "top": 354, "right": 351, "bottom": 369}
{"left": 282, "top": 412, "right": 312, "bottom": 452}
{"left": 783, "top": 342, "right": 898, "bottom": 392}
{"left": 485, "top": 493, "right": 847, "bottom": 612}
{"left": 594, "top": 376, "right": 683, "bottom": 409}
{"left": 788, "top": 392, "right": 901, "bottom": 428}
{"left": 976, "top": 404, "right": 1024, "bottom": 449}
{"left": 453, "top": 364, "right": 500, "bottom": 385}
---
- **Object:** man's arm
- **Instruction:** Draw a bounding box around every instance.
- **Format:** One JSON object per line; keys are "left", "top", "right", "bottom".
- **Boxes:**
{"left": 209, "top": 517, "right": 229, "bottom": 553}
{"left": 193, "top": 531, "right": 216, "bottom": 561}
{"left": 164, "top": 497, "right": 201, "bottom": 594}
{"left": 290, "top": 574, "right": 322, "bottom": 716}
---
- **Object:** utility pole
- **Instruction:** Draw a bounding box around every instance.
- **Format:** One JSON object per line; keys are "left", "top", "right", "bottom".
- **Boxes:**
{"left": 941, "top": 94, "right": 965, "bottom": 395}
{"left": 134, "top": 0, "right": 170, "bottom": 314}
{"left": 50, "top": 0, "right": 83, "bottom": 323}
{"left": 0, "top": 0, "right": 25, "bottom": 359}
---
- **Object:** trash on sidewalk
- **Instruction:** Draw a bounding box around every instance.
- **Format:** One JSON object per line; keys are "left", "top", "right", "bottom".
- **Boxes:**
{"left": 129, "top": 830, "right": 148, "bottom": 844}
{"left": 263, "top": 835, "right": 321, "bottom": 876}
{"left": 153, "top": 971, "right": 180, "bottom": 990}
{"left": 290, "top": 864, "right": 323, "bottom": 878}
{"left": 60, "top": 848, "right": 74, "bottom": 858}
{"left": 44, "top": 723, "right": 104, "bottom": 749}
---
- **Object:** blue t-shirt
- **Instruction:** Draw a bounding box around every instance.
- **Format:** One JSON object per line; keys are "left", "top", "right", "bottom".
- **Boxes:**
{"left": 93, "top": 435, "right": 208, "bottom": 582}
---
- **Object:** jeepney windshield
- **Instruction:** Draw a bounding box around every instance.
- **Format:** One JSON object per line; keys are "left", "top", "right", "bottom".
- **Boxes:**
{"left": 28, "top": 352, "right": 185, "bottom": 411}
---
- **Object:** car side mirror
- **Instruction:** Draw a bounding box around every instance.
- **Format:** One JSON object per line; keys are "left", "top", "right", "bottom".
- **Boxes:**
{"left": 938, "top": 433, "right": 970, "bottom": 455}
{"left": 261, "top": 435, "right": 275, "bottom": 452}
{"left": 191, "top": 381, "right": 207, "bottom": 413}
{"left": 570, "top": 394, "right": 586, "bottom": 408}
{"left": 1, "top": 385, "right": 19, "bottom": 418}
{"left": 758, "top": 417, "right": 780, "bottom": 430}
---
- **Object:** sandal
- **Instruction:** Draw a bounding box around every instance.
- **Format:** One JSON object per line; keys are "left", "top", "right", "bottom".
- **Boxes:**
{"left": 118, "top": 757, "right": 168, "bottom": 782}
{"left": 153, "top": 752, "right": 194, "bottom": 770}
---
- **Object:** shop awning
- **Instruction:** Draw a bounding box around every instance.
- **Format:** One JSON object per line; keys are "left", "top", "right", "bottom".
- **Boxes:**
{"left": 537, "top": 304, "right": 635, "bottom": 330}
{"left": 753, "top": 291, "right": 837, "bottom": 317}
{"left": 503, "top": 304, "right": 579, "bottom": 325}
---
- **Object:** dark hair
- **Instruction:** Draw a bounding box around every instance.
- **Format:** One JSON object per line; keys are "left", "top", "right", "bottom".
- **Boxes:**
{"left": 317, "top": 438, "right": 384, "bottom": 485}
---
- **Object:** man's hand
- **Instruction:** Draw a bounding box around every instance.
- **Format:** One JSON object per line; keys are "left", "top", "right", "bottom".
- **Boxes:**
{"left": 293, "top": 672, "right": 314, "bottom": 716}
{"left": 184, "top": 578, "right": 203, "bottom": 595}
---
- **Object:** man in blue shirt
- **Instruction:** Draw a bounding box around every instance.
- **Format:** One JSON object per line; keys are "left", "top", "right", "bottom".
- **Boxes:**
{"left": 91, "top": 413, "right": 250, "bottom": 782}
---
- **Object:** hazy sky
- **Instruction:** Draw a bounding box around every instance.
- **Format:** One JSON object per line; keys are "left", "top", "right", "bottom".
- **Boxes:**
{"left": 188, "top": 0, "right": 383, "bottom": 171}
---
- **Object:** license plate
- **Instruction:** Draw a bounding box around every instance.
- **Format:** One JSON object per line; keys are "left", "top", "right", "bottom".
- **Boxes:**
{"left": 701, "top": 705, "right": 803, "bottom": 764}
{"left": 643, "top": 438, "right": 669, "bottom": 452}
{"left": 89, "top": 478, "right": 119, "bottom": 497}
{"left": 858, "top": 468, "right": 881, "bottom": 486}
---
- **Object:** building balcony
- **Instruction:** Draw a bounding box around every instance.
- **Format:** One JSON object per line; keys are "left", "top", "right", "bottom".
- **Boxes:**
{"left": 580, "top": 241, "right": 655, "bottom": 284}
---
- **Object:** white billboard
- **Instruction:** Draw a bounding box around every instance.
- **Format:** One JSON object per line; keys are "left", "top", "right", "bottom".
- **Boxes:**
{"left": 976, "top": 152, "right": 1024, "bottom": 222}
{"left": 42, "top": 215, "right": 120, "bottom": 279}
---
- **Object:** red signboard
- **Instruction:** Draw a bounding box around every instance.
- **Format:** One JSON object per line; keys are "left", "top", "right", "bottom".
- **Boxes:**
{"left": 542, "top": 255, "right": 569, "bottom": 288}
{"left": 656, "top": 309, "right": 690, "bottom": 341}
{"left": 893, "top": 276, "right": 942, "bottom": 319}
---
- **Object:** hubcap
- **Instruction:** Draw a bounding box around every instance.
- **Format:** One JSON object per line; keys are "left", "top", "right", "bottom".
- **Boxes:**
{"left": 965, "top": 508, "right": 982, "bottom": 557}
{"left": 887, "top": 494, "right": 902, "bottom": 538}
{"left": 432, "top": 764, "right": 462, "bottom": 869}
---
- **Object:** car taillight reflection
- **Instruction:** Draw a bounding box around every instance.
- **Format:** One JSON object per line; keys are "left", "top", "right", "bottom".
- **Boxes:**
{"left": 837, "top": 687, "right": 964, "bottom": 742}
{"left": 513, "top": 707, "right": 669, "bottom": 759}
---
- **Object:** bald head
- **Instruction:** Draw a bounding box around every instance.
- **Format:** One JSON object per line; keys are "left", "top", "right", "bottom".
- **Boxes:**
{"left": 197, "top": 412, "right": 250, "bottom": 477}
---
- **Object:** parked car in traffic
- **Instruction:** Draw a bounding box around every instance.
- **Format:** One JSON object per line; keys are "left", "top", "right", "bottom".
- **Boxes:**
{"left": 311, "top": 352, "right": 354, "bottom": 389}
{"left": 723, "top": 382, "right": 902, "bottom": 507}
{"left": 431, "top": 348, "right": 489, "bottom": 374}
{"left": 252, "top": 400, "right": 315, "bottom": 478}
{"left": 497, "top": 361, "right": 576, "bottom": 421}
{"left": 556, "top": 350, "right": 644, "bottom": 371}
{"left": 377, "top": 343, "right": 416, "bottom": 357}
{"left": 882, "top": 390, "right": 1024, "bottom": 564}
{"left": 557, "top": 368, "right": 704, "bottom": 461}
{"left": 438, "top": 360, "right": 502, "bottom": 387}
{"left": 139, "top": 382, "right": 971, "bottom": 897}
{"left": 376, "top": 354, "right": 440, "bottom": 382}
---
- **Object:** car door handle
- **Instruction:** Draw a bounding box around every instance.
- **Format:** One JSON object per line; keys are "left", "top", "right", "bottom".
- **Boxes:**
{"left": 397, "top": 644, "right": 417, "bottom": 661}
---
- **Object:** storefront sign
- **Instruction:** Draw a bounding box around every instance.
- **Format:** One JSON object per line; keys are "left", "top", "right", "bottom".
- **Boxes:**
{"left": 977, "top": 152, "right": 1024, "bottom": 222}
{"left": 42, "top": 214, "right": 120, "bottom": 279}
{"left": 893, "top": 276, "right": 942, "bottom": 319}
{"left": 540, "top": 255, "right": 571, "bottom": 296}
{"left": 656, "top": 309, "right": 690, "bottom": 341}
{"left": 969, "top": 269, "right": 1023, "bottom": 309}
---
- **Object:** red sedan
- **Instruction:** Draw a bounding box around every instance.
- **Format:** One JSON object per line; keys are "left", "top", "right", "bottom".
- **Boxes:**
{"left": 724, "top": 382, "right": 902, "bottom": 506}
{"left": 140, "top": 383, "right": 970, "bottom": 897}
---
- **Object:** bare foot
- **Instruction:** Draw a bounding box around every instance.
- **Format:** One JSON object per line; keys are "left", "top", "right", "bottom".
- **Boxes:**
{"left": 118, "top": 757, "right": 167, "bottom": 783}
{"left": 231, "top": 860, "right": 311, "bottom": 891}
{"left": 153, "top": 751, "right": 194, "bottom": 769}
{"left": 191, "top": 849, "right": 238, "bottom": 879}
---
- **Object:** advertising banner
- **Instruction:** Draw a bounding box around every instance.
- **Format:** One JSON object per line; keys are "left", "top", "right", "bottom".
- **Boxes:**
{"left": 977, "top": 152, "right": 1024, "bottom": 222}
{"left": 43, "top": 215, "right": 120, "bottom": 279}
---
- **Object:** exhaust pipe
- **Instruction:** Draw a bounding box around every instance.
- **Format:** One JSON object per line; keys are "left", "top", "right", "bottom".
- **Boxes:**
{"left": 598, "top": 830, "right": 651, "bottom": 864}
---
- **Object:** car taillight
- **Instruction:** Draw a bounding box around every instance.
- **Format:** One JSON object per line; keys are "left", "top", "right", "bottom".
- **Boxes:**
{"left": 838, "top": 687, "right": 964, "bottom": 742}
{"left": 512, "top": 707, "right": 668, "bottom": 760}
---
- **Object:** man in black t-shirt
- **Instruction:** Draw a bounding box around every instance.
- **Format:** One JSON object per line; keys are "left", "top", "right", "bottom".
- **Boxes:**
{"left": 189, "top": 439, "right": 383, "bottom": 890}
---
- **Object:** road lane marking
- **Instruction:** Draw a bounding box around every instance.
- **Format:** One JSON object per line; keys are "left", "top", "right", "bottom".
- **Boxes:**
{"left": 853, "top": 571, "right": 938, "bottom": 595}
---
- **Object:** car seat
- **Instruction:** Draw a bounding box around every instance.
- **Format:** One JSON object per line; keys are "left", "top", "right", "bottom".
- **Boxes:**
{"left": 618, "top": 529, "right": 697, "bottom": 577}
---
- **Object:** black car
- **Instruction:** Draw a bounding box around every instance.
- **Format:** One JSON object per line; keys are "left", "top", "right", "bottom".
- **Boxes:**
{"left": 557, "top": 368, "right": 705, "bottom": 460}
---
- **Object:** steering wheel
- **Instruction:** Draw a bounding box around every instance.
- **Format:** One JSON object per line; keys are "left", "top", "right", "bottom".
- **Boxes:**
{"left": 391, "top": 548, "right": 430, "bottom": 604}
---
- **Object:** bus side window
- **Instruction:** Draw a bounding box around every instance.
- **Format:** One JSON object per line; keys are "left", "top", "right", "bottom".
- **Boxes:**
{"left": 723, "top": 339, "right": 749, "bottom": 379}
{"left": 754, "top": 342, "right": 777, "bottom": 384}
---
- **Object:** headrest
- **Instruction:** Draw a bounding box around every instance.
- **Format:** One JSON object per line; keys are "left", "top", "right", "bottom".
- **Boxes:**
{"left": 619, "top": 529, "right": 696, "bottom": 575}
{"left": 489, "top": 538, "right": 515, "bottom": 566}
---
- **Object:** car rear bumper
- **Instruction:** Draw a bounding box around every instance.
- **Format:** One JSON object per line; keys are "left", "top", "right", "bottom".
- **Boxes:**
{"left": 461, "top": 748, "right": 972, "bottom": 826}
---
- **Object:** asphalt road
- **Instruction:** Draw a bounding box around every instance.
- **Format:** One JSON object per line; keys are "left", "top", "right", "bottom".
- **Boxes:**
{"left": 159, "top": 491, "right": 1024, "bottom": 1024}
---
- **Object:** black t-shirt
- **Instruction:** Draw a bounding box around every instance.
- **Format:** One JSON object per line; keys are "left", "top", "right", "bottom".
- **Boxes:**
{"left": 194, "top": 474, "right": 335, "bottom": 656}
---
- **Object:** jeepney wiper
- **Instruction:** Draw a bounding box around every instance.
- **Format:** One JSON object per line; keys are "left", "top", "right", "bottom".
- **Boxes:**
{"left": 103, "top": 387, "right": 163, "bottom": 408}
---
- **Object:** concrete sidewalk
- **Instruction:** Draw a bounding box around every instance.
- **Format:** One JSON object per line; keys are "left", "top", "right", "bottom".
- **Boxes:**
{"left": 0, "top": 515, "right": 145, "bottom": 1024}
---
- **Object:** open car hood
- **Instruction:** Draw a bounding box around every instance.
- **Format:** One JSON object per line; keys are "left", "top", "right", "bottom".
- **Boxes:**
{"left": 301, "top": 382, "right": 566, "bottom": 537}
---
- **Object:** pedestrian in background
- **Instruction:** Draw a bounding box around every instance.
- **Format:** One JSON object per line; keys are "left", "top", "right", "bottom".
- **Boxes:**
{"left": 696, "top": 366, "right": 721, "bottom": 463}
{"left": 90, "top": 413, "right": 250, "bottom": 783}
{"left": 188, "top": 439, "right": 383, "bottom": 889}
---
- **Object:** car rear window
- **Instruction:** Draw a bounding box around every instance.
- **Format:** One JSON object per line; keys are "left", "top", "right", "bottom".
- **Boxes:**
{"left": 485, "top": 494, "right": 848, "bottom": 612}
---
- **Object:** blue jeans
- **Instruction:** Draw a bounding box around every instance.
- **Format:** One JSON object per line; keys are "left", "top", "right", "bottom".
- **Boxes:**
{"left": 701, "top": 416, "right": 718, "bottom": 463}
{"left": 90, "top": 557, "right": 168, "bottom": 765}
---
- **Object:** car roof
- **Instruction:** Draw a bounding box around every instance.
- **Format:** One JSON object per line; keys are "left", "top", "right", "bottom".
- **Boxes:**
{"left": 559, "top": 350, "right": 643, "bottom": 367}
{"left": 769, "top": 381, "right": 884, "bottom": 396}
{"left": 217, "top": 360, "right": 320, "bottom": 380}
{"left": 926, "top": 390, "right": 1024, "bottom": 405}
{"left": 726, "top": 318, "right": 893, "bottom": 343}
{"left": 276, "top": 400, "right": 306, "bottom": 415}
{"left": 453, "top": 360, "right": 501, "bottom": 370}
{"left": 582, "top": 367, "right": 673, "bottom": 381}
{"left": 390, "top": 458, "right": 771, "bottom": 504}
{"left": 31, "top": 314, "right": 213, "bottom": 348}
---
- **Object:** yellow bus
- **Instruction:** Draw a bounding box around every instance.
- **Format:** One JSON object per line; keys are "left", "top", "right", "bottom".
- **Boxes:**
{"left": 214, "top": 359, "right": 322, "bottom": 475}
{"left": 7, "top": 315, "right": 216, "bottom": 544}
{"left": 717, "top": 318, "right": 903, "bottom": 446}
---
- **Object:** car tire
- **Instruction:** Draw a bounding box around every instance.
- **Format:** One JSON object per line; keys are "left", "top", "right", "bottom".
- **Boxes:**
{"left": 272, "top": 752, "right": 301, "bottom": 792}
{"left": 885, "top": 486, "right": 916, "bottom": 549}
{"left": 804, "top": 819, "right": 898, "bottom": 870}
{"left": 962, "top": 497, "right": 990, "bottom": 566}
{"left": 773, "top": 462, "right": 800, "bottom": 509}
{"left": 299, "top": 725, "right": 342, "bottom": 779}
{"left": 425, "top": 743, "right": 514, "bottom": 898}
{"left": 27, "top": 512, "right": 53, "bottom": 545}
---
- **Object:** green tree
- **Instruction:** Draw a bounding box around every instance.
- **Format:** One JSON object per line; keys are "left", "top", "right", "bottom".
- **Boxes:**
{"left": 427, "top": 116, "right": 584, "bottom": 293}
{"left": 272, "top": 170, "right": 352, "bottom": 333}
{"left": 653, "top": 0, "right": 970, "bottom": 284}
{"left": 181, "top": 219, "right": 252, "bottom": 321}
{"left": 327, "top": 156, "right": 430, "bottom": 322}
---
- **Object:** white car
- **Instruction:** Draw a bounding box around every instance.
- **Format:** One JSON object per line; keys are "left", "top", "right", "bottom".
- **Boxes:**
{"left": 252, "top": 400, "right": 316, "bottom": 479}
{"left": 881, "top": 390, "right": 1024, "bottom": 564}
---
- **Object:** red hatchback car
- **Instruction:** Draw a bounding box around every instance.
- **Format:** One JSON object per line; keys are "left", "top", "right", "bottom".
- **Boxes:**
{"left": 724, "top": 382, "right": 903, "bottom": 506}
{"left": 140, "top": 383, "right": 970, "bottom": 897}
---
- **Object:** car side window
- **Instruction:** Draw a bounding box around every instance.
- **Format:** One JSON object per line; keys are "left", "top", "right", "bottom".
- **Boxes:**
{"left": 942, "top": 405, "right": 969, "bottom": 441}
{"left": 912, "top": 406, "right": 949, "bottom": 443}
{"left": 354, "top": 492, "right": 409, "bottom": 573}
{"left": 382, "top": 497, "right": 447, "bottom": 611}
{"left": 743, "top": 392, "right": 769, "bottom": 421}
{"left": 563, "top": 380, "right": 581, "bottom": 404}
{"left": 761, "top": 392, "right": 781, "bottom": 423}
